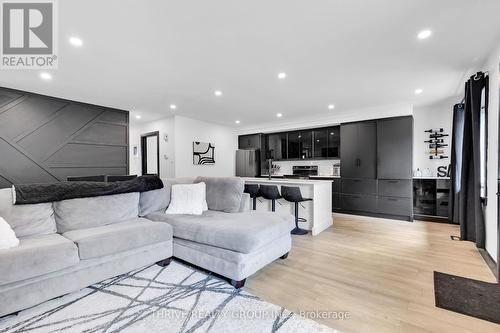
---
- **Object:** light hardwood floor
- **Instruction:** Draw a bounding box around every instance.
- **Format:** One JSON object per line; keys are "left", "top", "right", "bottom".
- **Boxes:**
{"left": 246, "top": 213, "right": 499, "bottom": 333}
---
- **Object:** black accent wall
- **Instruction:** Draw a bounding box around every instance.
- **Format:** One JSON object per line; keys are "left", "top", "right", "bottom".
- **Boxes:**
{"left": 0, "top": 87, "right": 129, "bottom": 188}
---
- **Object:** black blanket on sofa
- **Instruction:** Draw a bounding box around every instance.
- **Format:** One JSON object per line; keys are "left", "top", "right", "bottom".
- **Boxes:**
{"left": 13, "top": 175, "right": 163, "bottom": 205}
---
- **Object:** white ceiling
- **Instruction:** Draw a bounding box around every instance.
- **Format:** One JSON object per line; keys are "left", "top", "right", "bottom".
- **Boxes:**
{"left": 1, "top": 0, "right": 500, "bottom": 128}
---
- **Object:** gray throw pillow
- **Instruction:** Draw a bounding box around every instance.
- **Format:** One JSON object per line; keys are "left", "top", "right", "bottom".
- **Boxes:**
{"left": 0, "top": 188, "right": 56, "bottom": 238}
{"left": 54, "top": 192, "right": 140, "bottom": 233}
{"left": 193, "top": 177, "right": 244, "bottom": 213}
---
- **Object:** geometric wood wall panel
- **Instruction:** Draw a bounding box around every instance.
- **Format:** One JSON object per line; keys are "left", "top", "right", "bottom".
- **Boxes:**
{"left": 74, "top": 123, "right": 127, "bottom": 145}
{"left": 0, "top": 87, "right": 129, "bottom": 188}
{"left": 0, "top": 90, "right": 21, "bottom": 109}
{"left": 17, "top": 104, "right": 102, "bottom": 160}
{"left": 45, "top": 144, "right": 127, "bottom": 167}
{"left": 0, "top": 95, "right": 66, "bottom": 140}
{"left": 0, "top": 137, "right": 58, "bottom": 184}
{"left": 0, "top": 175, "right": 13, "bottom": 188}
{"left": 50, "top": 167, "right": 128, "bottom": 181}
{"left": 96, "top": 110, "right": 127, "bottom": 124}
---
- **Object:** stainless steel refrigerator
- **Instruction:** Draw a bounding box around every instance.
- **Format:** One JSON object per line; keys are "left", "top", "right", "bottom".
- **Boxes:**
{"left": 236, "top": 149, "right": 261, "bottom": 177}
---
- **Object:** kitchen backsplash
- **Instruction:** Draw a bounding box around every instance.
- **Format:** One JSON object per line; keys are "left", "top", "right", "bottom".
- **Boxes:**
{"left": 270, "top": 159, "right": 340, "bottom": 176}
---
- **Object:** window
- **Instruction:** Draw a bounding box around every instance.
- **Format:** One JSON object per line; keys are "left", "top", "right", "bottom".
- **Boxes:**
{"left": 479, "top": 86, "right": 487, "bottom": 200}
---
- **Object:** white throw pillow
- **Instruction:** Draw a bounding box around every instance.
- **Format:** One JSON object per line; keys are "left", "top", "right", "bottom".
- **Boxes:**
{"left": 0, "top": 217, "right": 20, "bottom": 250}
{"left": 201, "top": 184, "right": 208, "bottom": 212}
{"left": 166, "top": 183, "right": 206, "bottom": 215}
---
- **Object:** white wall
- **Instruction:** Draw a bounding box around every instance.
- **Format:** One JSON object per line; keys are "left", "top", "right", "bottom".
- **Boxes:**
{"left": 173, "top": 116, "right": 238, "bottom": 178}
{"left": 129, "top": 116, "right": 238, "bottom": 179}
{"left": 129, "top": 117, "right": 176, "bottom": 178}
{"left": 413, "top": 97, "right": 456, "bottom": 177}
{"left": 484, "top": 44, "right": 500, "bottom": 263}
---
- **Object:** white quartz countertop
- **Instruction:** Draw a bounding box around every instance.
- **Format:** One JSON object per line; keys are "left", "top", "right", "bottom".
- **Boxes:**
{"left": 413, "top": 176, "right": 450, "bottom": 180}
{"left": 243, "top": 177, "right": 333, "bottom": 185}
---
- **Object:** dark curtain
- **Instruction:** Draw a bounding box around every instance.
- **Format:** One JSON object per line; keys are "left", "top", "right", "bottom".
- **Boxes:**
{"left": 449, "top": 103, "right": 464, "bottom": 225}
{"left": 450, "top": 72, "right": 488, "bottom": 248}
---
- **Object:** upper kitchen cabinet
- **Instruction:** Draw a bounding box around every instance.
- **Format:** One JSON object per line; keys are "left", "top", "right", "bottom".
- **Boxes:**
{"left": 327, "top": 126, "right": 340, "bottom": 158}
{"left": 340, "top": 121, "right": 377, "bottom": 178}
{"left": 313, "top": 126, "right": 340, "bottom": 158}
{"left": 313, "top": 129, "right": 328, "bottom": 158}
{"left": 300, "top": 131, "right": 313, "bottom": 159}
{"left": 238, "top": 134, "right": 262, "bottom": 149}
{"left": 267, "top": 132, "right": 287, "bottom": 160}
{"left": 288, "top": 130, "right": 312, "bottom": 159}
{"left": 377, "top": 116, "right": 413, "bottom": 179}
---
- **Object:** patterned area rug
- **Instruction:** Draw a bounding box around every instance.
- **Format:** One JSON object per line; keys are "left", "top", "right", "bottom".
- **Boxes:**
{"left": 0, "top": 261, "right": 338, "bottom": 333}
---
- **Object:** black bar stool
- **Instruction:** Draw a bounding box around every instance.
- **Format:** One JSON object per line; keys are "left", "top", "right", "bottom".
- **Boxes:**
{"left": 244, "top": 184, "right": 260, "bottom": 210}
{"left": 281, "top": 186, "right": 312, "bottom": 235}
{"left": 259, "top": 185, "right": 282, "bottom": 212}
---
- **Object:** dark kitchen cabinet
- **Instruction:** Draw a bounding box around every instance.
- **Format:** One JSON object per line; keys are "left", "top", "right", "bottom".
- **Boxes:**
{"left": 267, "top": 133, "right": 287, "bottom": 160}
{"left": 327, "top": 126, "right": 340, "bottom": 158}
{"left": 288, "top": 130, "right": 312, "bottom": 159}
{"left": 340, "top": 123, "right": 358, "bottom": 174}
{"left": 341, "top": 194, "right": 377, "bottom": 213}
{"left": 413, "top": 178, "right": 450, "bottom": 221}
{"left": 342, "top": 178, "right": 377, "bottom": 195}
{"left": 357, "top": 122, "right": 377, "bottom": 178}
{"left": 287, "top": 132, "right": 300, "bottom": 159}
{"left": 238, "top": 134, "right": 262, "bottom": 149}
{"left": 338, "top": 117, "right": 413, "bottom": 221}
{"left": 377, "top": 117, "right": 413, "bottom": 179}
{"left": 313, "top": 126, "right": 340, "bottom": 158}
{"left": 300, "top": 131, "right": 313, "bottom": 159}
{"left": 313, "top": 129, "right": 328, "bottom": 158}
{"left": 340, "top": 121, "right": 376, "bottom": 179}
{"left": 332, "top": 178, "right": 341, "bottom": 211}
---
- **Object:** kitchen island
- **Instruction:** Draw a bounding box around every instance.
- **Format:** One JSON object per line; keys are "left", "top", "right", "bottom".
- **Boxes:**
{"left": 242, "top": 177, "right": 333, "bottom": 236}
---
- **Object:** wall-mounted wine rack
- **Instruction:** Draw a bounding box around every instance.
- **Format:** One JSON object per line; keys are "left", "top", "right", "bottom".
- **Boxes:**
{"left": 425, "top": 128, "right": 449, "bottom": 160}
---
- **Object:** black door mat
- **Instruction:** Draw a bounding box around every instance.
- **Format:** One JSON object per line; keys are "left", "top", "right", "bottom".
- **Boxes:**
{"left": 434, "top": 271, "right": 500, "bottom": 324}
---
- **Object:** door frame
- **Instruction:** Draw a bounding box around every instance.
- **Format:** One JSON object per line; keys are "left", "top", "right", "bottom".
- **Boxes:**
{"left": 140, "top": 131, "right": 160, "bottom": 176}
{"left": 497, "top": 63, "right": 500, "bottom": 283}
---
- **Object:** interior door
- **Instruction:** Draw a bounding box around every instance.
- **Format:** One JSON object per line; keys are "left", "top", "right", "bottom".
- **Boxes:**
{"left": 141, "top": 131, "right": 159, "bottom": 176}
{"left": 340, "top": 123, "right": 359, "bottom": 178}
{"left": 357, "top": 121, "right": 377, "bottom": 179}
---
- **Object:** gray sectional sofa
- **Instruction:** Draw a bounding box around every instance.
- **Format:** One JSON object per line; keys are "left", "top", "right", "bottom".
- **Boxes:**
{"left": 0, "top": 189, "right": 173, "bottom": 318}
{"left": 0, "top": 176, "right": 294, "bottom": 317}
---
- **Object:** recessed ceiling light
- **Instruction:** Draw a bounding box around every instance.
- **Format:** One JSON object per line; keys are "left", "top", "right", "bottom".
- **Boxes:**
{"left": 235, "top": 120, "right": 240, "bottom": 124}
{"left": 417, "top": 29, "right": 432, "bottom": 40}
{"left": 276, "top": 113, "right": 283, "bottom": 118}
{"left": 169, "top": 104, "right": 177, "bottom": 110}
{"left": 69, "top": 36, "right": 83, "bottom": 47}
{"left": 414, "top": 88, "right": 423, "bottom": 95}
{"left": 214, "top": 90, "right": 222, "bottom": 96}
{"left": 40, "top": 72, "right": 52, "bottom": 80}
{"left": 135, "top": 115, "right": 141, "bottom": 119}
{"left": 330, "top": 132, "right": 334, "bottom": 135}
{"left": 278, "top": 72, "right": 287, "bottom": 79}
{"left": 328, "top": 104, "right": 335, "bottom": 110}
